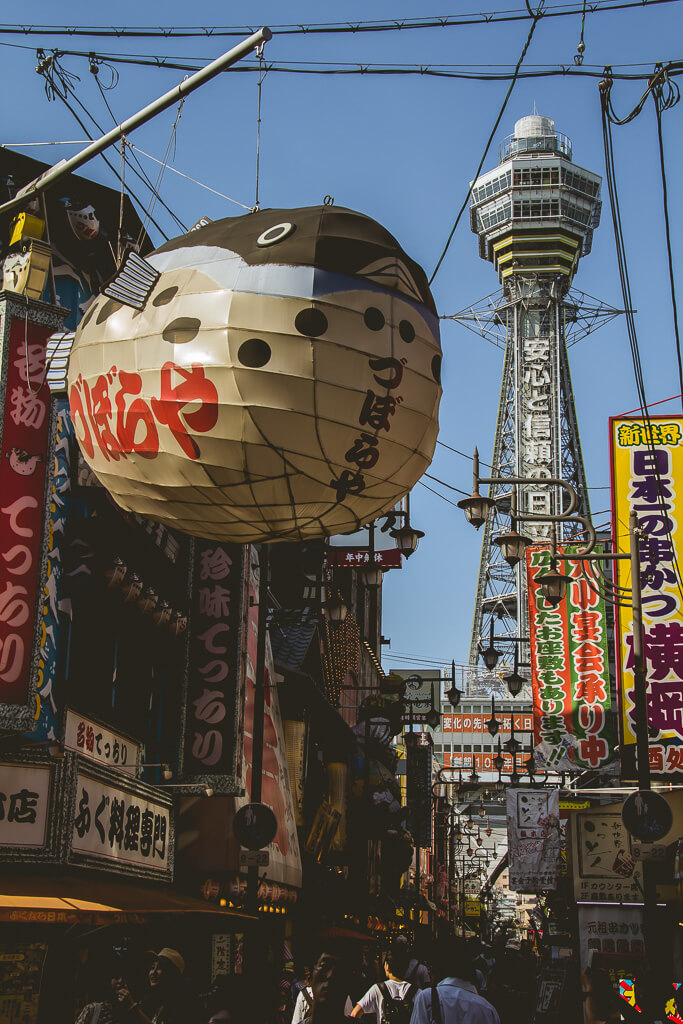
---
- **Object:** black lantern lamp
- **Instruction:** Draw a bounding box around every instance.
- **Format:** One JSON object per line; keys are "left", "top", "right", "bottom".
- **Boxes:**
{"left": 457, "top": 450, "right": 496, "bottom": 529}
{"left": 445, "top": 659, "right": 462, "bottom": 708}
{"left": 481, "top": 619, "right": 502, "bottom": 672}
{"left": 492, "top": 488, "right": 532, "bottom": 567}
{"left": 509, "top": 768, "right": 521, "bottom": 785}
{"left": 360, "top": 562, "right": 383, "bottom": 588}
{"left": 478, "top": 797, "right": 486, "bottom": 818}
{"left": 504, "top": 714, "right": 522, "bottom": 755}
{"left": 504, "top": 649, "right": 526, "bottom": 697}
{"left": 446, "top": 685, "right": 462, "bottom": 708}
{"left": 536, "top": 541, "right": 569, "bottom": 606}
{"left": 323, "top": 589, "right": 348, "bottom": 625}
{"left": 390, "top": 491, "right": 425, "bottom": 558}
{"left": 425, "top": 682, "right": 441, "bottom": 730}
{"left": 492, "top": 739, "right": 504, "bottom": 773}
{"left": 486, "top": 695, "right": 501, "bottom": 736}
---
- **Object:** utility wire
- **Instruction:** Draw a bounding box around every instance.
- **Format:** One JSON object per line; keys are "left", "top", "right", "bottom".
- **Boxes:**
{"left": 418, "top": 479, "right": 464, "bottom": 509}
{"left": 651, "top": 69, "right": 683, "bottom": 411}
{"left": 0, "top": 0, "right": 676, "bottom": 37}
{"left": 429, "top": 6, "right": 543, "bottom": 284}
{"left": 33, "top": 47, "right": 683, "bottom": 82}
{"left": 600, "top": 69, "right": 683, "bottom": 603}
{"left": 36, "top": 52, "right": 182, "bottom": 239}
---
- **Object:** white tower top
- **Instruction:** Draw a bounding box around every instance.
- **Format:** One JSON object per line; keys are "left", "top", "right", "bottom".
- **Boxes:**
{"left": 470, "top": 112, "right": 601, "bottom": 283}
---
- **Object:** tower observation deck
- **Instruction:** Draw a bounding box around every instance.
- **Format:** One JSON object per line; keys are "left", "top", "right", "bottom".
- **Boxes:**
{"left": 464, "top": 114, "right": 603, "bottom": 665}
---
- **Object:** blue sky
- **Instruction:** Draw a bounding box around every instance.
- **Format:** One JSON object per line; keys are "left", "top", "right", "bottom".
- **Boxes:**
{"left": 3, "top": 0, "right": 682, "bottom": 670}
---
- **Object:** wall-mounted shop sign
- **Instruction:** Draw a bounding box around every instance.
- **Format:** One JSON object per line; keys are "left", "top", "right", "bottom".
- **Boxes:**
{"left": 0, "top": 753, "right": 173, "bottom": 880}
{"left": 0, "top": 763, "right": 52, "bottom": 849}
{"left": 0, "top": 296, "right": 67, "bottom": 733}
{"left": 571, "top": 809, "right": 643, "bottom": 904}
{"left": 181, "top": 540, "right": 246, "bottom": 793}
{"left": 70, "top": 768, "right": 172, "bottom": 878}
{"left": 63, "top": 709, "right": 141, "bottom": 776}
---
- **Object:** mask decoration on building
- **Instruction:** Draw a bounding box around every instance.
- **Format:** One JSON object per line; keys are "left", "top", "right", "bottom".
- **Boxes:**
{"left": 67, "top": 206, "right": 442, "bottom": 542}
{"left": 64, "top": 200, "right": 100, "bottom": 241}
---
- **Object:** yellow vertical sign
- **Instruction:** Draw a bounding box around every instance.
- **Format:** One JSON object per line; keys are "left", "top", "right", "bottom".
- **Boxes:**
{"left": 611, "top": 416, "right": 683, "bottom": 776}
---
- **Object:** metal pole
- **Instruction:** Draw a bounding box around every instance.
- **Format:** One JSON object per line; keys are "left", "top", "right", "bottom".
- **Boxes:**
{"left": 247, "top": 543, "right": 270, "bottom": 914}
{"left": 629, "top": 511, "right": 651, "bottom": 791}
{"left": 0, "top": 27, "right": 272, "bottom": 218}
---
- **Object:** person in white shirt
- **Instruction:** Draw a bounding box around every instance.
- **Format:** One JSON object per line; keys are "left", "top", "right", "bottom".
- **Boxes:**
{"left": 292, "top": 988, "right": 353, "bottom": 1024}
{"left": 409, "top": 939, "right": 500, "bottom": 1024}
{"left": 351, "top": 946, "right": 418, "bottom": 1024}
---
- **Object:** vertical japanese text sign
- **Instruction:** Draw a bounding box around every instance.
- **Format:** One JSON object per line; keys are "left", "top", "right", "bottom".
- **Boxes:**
{"left": 611, "top": 416, "right": 683, "bottom": 777}
{"left": 0, "top": 298, "right": 65, "bottom": 730}
{"left": 406, "top": 742, "right": 432, "bottom": 848}
{"left": 526, "top": 544, "right": 612, "bottom": 770}
{"left": 183, "top": 540, "right": 245, "bottom": 788}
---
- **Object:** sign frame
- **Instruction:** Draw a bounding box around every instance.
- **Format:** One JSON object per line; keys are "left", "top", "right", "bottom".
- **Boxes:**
{"left": 0, "top": 751, "right": 66, "bottom": 863}
{"left": 0, "top": 751, "right": 174, "bottom": 880}
{"left": 62, "top": 707, "right": 143, "bottom": 776}
{"left": 610, "top": 414, "right": 683, "bottom": 779}
{"left": 179, "top": 539, "right": 248, "bottom": 795}
{"left": 0, "top": 295, "right": 68, "bottom": 734}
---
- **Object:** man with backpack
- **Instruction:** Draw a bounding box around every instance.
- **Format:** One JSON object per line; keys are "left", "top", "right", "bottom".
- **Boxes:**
{"left": 410, "top": 938, "right": 499, "bottom": 1024}
{"left": 350, "top": 945, "right": 418, "bottom": 1024}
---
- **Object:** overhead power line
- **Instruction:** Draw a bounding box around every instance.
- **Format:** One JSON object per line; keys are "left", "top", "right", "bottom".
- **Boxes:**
{"left": 429, "top": 6, "right": 542, "bottom": 283}
{"left": 22, "top": 47, "right": 683, "bottom": 82}
{"left": 0, "top": 0, "right": 677, "bottom": 37}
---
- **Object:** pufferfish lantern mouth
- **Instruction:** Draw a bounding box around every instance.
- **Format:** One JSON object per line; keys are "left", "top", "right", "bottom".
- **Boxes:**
{"left": 67, "top": 205, "right": 442, "bottom": 544}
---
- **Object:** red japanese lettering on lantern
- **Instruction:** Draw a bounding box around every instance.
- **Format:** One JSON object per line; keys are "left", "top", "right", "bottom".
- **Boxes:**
{"left": 69, "top": 362, "right": 218, "bottom": 463}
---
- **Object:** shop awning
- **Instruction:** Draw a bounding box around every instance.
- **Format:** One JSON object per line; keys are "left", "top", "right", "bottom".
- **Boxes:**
{"left": 0, "top": 873, "right": 257, "bottom": 924}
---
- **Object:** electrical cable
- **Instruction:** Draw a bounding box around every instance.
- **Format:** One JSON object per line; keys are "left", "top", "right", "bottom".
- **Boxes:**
{"left": 20, "top": 47, "right": 683, "bottom": 81}
{"left": 0, "top": 1, "right": 676, "bottom": 38}
{"left": 35, "top": 53, "right": 179, "bottom": 240}
{"left": 37, "top": 58, "right": 171, "bottom": 242}
{"left": 418, "top": 479, "right": 465, "bottom": 509}
{"left": 437, "top": 439, "right": 492, "bottom": 468}
{"left": 424, "top": 472, "right": 470, "bottom": 496}
{"left": 89, "top": 57, "right": 188, "bottom": 233}
{"left": 600, "top": 69, "right": 683, "bottom": 605}
{"left": 651, "top": 68, "right": 683, "bottom": 412}
{"left": 429, "top": 6, "right": 543, "bottom": 284}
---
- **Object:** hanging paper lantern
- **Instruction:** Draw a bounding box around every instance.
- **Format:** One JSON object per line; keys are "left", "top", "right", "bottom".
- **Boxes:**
{"left": 67, "top": 206, "right": 442, "bottom": 542}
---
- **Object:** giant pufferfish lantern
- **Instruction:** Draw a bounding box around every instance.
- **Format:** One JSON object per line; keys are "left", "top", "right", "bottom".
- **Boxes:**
{"left": 67, "top": 205, "right": 442, "bottom": 542}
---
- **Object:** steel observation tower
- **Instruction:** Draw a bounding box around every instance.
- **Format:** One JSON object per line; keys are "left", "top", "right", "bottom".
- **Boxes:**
{"left": 450, "top": 114, "right": 618, "bottom": 666}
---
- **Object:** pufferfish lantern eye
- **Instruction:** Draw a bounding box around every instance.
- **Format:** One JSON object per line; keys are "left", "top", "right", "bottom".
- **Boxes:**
{"left": 295, "top": 308, "right": 328, "bottom": 338}
{"left": 256, "top": 222, "right": 295, "bottom": 247}
{"left": 364, "top": 307, "right": 385, "bottom": 332}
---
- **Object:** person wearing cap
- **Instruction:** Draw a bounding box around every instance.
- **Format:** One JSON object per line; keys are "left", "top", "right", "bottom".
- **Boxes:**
{"left": 117, "top": 947, "right": 194, "bottom": 1023}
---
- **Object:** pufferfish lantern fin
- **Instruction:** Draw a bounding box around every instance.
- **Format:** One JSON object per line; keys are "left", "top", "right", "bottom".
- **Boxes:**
{"left": 45, "top": 330, "right": 76, "bottom": 394}
{"left": 102, "top": 250, "right": 160, "bottom": 311}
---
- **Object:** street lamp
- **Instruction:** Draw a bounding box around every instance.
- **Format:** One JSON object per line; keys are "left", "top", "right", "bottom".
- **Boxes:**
{"left": 492, "top": 488, "right": 533, "bottom": 567}
{"left": 390, "top": 491, "right": 425, "bottom": 557}
{"left": 504, "top": 650, "right": 526, "bottom": 697}
{"left": 323, "top": 590, "right": 348, "bottom": 625}
{"left": 486, "top": 696, "right": 501, "bottom": 736}
{"left": 480, "top": 619, "right": 502, "bottom": 672}
{"left": 457, "top": 449, "right": 497, "bottom": 528}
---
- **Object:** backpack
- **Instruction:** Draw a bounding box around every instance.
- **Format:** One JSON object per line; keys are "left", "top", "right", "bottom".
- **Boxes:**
{"left": 379, "top": 982, "right": 418, "bottom": 1024}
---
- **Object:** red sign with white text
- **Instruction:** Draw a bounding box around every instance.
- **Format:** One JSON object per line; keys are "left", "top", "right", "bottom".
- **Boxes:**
{"left": 0, "top": 315, "right": 53, "bottom": 705}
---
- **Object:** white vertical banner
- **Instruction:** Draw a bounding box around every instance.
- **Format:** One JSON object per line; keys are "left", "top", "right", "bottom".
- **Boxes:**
{"left": 506, "top": 787, "right": 561, "bottom": 892}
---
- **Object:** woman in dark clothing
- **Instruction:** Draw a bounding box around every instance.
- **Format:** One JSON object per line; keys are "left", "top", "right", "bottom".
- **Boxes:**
{"left": 117, "top": 948, "right": 196, "bottom": 1024}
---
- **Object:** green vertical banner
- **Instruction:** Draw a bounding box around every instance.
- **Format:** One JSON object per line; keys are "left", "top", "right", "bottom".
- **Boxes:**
{"left": 564, "top": 543, "right": 613, "bottom": 768}
{"left": 527, "top": 545, "right": 612, "bottom": 770}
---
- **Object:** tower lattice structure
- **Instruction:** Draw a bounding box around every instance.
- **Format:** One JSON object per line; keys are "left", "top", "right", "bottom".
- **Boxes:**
{"left": 452, "top": 114, "right": 615, "bottom": 666}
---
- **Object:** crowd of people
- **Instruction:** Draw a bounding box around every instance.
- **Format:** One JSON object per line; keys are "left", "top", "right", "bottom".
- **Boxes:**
{"left": 74, "top": 933, "right": 634, "bottom": 1023}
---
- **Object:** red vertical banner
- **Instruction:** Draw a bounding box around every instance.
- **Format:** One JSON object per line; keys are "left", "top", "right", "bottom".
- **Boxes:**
{"left": 0, "top": 303, "right": 61, "bottom": 723}
{"left": 526, "top": 545, "right": 574, "bottom": 770}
